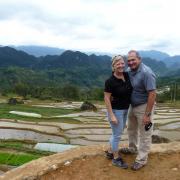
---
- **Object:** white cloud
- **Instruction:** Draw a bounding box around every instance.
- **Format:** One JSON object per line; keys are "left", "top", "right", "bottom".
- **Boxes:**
{"left": 0, "top": 0, "right": 180, "bottom": 55}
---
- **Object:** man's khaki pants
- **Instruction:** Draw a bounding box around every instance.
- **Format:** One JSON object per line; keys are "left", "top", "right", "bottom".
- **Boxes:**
{"left": 127, "top": 104, "right": 154, "bottom": 165}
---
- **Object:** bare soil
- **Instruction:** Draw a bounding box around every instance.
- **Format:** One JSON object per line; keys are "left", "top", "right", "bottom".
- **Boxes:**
{"left": 41, "top": 152, "right": 180, "bottom": 180}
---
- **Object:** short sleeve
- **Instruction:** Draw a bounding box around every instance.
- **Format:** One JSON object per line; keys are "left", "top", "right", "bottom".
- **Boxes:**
{"left": 144, "top": 71, "right": 156, "bottom": 91}
{"left": 104, "top": 79, "right": 112, "bottom": 93}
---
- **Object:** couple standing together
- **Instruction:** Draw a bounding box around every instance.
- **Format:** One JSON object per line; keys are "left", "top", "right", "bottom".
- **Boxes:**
{"left": 104, "top": 50, "right": 156, "bottom": 170}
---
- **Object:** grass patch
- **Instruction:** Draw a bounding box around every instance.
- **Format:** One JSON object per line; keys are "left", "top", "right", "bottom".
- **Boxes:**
{"left": 0, "top": 103, "right": 79, "bottom": 116}
{"left": 158, "top": 102, "right": 180, "bottom": 108}
{"left": 0, "top": 141, "right": 26, "bottom": 149}
{"left": 0, "top": 152, "right": 41, "bottom": 166}
{"left": 0, "top": 140, "right": 53, "bottom": 156}
{"left": 0, "top": 103, "right": 82, "bottom": 123}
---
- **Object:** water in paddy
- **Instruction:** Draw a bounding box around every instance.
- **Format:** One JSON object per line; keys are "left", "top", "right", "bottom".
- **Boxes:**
{"left": 34, "top": 143, "right": 77, "bottom": 152}
{"left": 159, "top": 122, "right": 180, "bottom": 130}
{"left": 0, "top": 129, "right": 66, "bottom": 143}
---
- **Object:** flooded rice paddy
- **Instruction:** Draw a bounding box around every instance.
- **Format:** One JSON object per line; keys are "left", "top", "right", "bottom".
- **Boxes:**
{"left": 0, "top": 101, "right": 180, "bottom": 150}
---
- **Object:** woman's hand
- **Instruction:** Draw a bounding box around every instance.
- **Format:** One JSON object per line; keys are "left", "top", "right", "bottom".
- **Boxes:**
{"left": 111, "top": 115, "right": 118, "bottom": 124}
{"left": 104, "top": 92, "right": 118, "bottom": 125}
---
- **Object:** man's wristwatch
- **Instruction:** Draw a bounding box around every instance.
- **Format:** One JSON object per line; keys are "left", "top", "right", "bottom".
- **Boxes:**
{"left": 145, "top": 111, "right": 151, "bottom": 117}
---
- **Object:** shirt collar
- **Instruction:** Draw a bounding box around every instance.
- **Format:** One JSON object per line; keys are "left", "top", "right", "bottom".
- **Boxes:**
{"left": 130, "top": 62, "right": 142, "bottom": 75}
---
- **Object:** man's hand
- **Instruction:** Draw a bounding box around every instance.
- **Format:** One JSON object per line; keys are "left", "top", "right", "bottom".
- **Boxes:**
{"left": 143, "top": 114, "right": 151, "bottom": 125}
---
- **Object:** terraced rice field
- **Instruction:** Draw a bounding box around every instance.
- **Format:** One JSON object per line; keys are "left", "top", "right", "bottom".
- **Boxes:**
{"left": 0, "top": 101, "right": 180, "bottom": 146}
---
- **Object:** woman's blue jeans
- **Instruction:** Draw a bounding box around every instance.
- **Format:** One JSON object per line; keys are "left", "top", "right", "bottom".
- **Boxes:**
{"left": 107, "top": 109, "right": 128, "bottom": 152}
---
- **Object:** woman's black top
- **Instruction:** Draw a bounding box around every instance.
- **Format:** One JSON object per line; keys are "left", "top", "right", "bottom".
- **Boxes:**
{"left": 104, "top": 72, "right": 133, "bottom": 110}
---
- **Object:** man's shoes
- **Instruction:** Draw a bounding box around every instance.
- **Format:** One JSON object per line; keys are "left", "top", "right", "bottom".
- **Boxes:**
{"left": 112, "top": 157, "right": 128, "bottom": 169}
{"left": 119, "top": 147, "right": 137, "bottom": 154}
{"left": 104, "top": 150, "right": 114, "bottom": 160}
{"left": 131, "top": 162, "right": 145, "bottom": 171}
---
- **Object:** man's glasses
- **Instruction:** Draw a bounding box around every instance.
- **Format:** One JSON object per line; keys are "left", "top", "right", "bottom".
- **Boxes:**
{"left": 128, "top": 59, "right": 136, "bottom": 62}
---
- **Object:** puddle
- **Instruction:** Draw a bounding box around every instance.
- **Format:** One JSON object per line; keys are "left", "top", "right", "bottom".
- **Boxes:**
{"left": 156, "top": 113, "right": 180, "bottom": 115}
{"left": 0, "top": 121, "right": 60, "bottom": 134}
{"left": 32, "top": 102, "right": 83, "bottom": 109}
{"left": 154, "top": 115, "right": 180, "bottom": 119}
{"left": 34, "top": 143, "right": 77, "bottom": 152}
{"left": 32, "top": 105, "right": 55, "bottom": 108}
{"left": 0, "top": 129, "right": 66, "bottom": 143}
{"left": 70, "top": 138, "right": 128, "bottom": 146}
{"left": 153, "top": 130, "right": 180, "bottom": 141}
{"left": 54, "top": 112, "right": 104, "bottom": 118}
{"left": 154, "top": 118, "right": 180, "bottom": 124}
{"left": 159, "top": 122, "right": 180, "bottom": 130}
{"left": 57, "top": 123, "right": 108, "bottom": 130}
{"left": 9, "top": 111, "right": 42, "bottom": 118}
{"left": 65, "top": 128, "right": 112, "bottom": 135}
{"left": 66, "top": 134, "right": 128, "bottom": 141}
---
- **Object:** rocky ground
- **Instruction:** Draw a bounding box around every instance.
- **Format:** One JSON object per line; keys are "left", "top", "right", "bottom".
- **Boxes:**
{"left": 41, "top": 152, "right": 180, "bottom": 180}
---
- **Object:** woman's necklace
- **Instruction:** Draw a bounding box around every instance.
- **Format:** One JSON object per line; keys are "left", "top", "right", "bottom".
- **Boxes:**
{"left": 114, "top": 72, "right": 125, "bottom": 82}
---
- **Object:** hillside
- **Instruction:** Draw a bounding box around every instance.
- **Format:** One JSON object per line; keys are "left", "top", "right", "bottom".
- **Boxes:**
{"left": 163, "top": 55, "right": 180, "bottom": 69}
{"left": 139, "top": 50, "right": 170, "bottom": 61}
{"left": 0, "top": 46, "right": 179, "bottom": 99}
{"left": 0, "top": 46, "right": 36, "bottom": 67}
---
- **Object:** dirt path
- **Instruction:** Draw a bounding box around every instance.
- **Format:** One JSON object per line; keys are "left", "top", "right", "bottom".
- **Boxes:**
{"left": 41, "top": 152, "right": 180, "bottom": 180}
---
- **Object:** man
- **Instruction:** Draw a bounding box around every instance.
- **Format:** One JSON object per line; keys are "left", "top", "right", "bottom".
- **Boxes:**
{"left": 121, "top": 50, "right": 156, "bottom": 170}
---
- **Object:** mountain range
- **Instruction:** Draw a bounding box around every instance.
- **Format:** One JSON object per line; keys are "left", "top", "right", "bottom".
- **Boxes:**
{"left": 0, "top": 46, "right": 179, "bottom": 92}
{"left": 11, "top": 45, "right": 180, "bottom": 67}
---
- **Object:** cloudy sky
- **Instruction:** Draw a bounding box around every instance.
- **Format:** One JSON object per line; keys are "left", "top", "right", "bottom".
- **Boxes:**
{"left": 0, "top": 0, "right": 180, "bottom": 55}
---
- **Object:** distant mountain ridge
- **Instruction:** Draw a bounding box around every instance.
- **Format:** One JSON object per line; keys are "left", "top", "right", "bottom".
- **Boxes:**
{"left": 0, "top": 46, "right": 36, "bottom": 67}
{"left": 163, "top": 55, "right": 180, "bottom": 69}
{"left": 9, "top": 45, "right": 180, "bottom": 69}
{"left": 0, "top": 46, "right": 167, "bottom": 75}
{"left": 139, "top": 50, "right": 170, "bottom": 61}
{"left": 0, "top": 46, "right": 112, "bottom": 88}
{"left": 11, "top": 45, "right": 65, "bottom": 57}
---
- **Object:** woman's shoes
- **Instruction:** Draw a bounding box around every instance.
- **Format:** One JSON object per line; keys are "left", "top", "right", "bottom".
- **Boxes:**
{"left": 131, "top": 162, "right": 145, "bottom": 170}
{"left": 112, "top": 157, "right": 128, "bottom": 169}
{"left": 119, "top": 147, "right": 137, "bottom": 154}
{"left": 105, "top": 150, "right": 145, "bottom": 170}
{"left": 104, "top": 150, "right": 114, "bottom": 159}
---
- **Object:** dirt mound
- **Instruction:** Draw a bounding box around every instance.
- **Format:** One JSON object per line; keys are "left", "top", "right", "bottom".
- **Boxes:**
{"left": 42, "top": 152, "right": 180, "bottom": 180}
{"left": 80, "top": 101, "right": 97, "bottom": 111}
{"left": 1, "top": 142, "right": 180, "bottom": 180}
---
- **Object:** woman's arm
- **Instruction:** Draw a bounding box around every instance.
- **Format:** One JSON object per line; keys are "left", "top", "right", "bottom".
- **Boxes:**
{"left": 104, "top": 92, "right": 118, "bottom": 124}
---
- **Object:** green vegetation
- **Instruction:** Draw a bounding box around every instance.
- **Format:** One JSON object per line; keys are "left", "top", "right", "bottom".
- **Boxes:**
{"left": 0, "top": 140, "right": 52, "bottom": 156}
{"left": 157, "top": 77, "right": 180, "bottom": 103}
{"left": 0, "top": 141, "right": 29, "bottom": 149}
{"left": 2, "top": 46, "right": 179, "bottom": 102}
{"left": 0, "top": 140, "right": 54, "bottom": 166}
{"left": 0, "top": 152, "right": 41, "bottom": 166}
{"left": 0, "top": 103, "right": 82, "bottom": 123}
{"left": 0, "top": 103, "right": 78, "bottom": 116}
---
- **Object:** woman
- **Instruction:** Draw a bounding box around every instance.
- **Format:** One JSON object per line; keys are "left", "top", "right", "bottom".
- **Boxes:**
{"left": 104, "top": 55, "right": 132, "bottom": 169}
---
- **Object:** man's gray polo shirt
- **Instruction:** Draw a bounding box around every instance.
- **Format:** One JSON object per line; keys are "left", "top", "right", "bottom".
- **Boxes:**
{"left": 128, "top": 63, "right": 156, "bottom": 107}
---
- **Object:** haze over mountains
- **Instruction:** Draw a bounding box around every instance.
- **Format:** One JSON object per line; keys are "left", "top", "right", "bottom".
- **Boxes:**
{"left": 11, "top": 45, "right": 180, "bottom": 68}
{"left": 11, "top": 45, "right": 65, "bottom": 57}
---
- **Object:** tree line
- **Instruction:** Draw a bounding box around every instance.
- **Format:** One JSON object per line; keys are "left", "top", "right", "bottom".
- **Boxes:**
{"left": 1, "top": 82, "right": 104, "bottom": 101}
